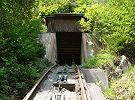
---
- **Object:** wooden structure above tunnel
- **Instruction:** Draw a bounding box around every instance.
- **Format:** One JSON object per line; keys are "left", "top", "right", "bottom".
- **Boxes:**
{"left": 45, "top": 13, "right": 84, "bottom": 33}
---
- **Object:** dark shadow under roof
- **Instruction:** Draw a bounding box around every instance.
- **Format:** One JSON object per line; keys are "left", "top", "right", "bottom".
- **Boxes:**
{"left": 46, "top": 13, "right": 84, "bottom": 18}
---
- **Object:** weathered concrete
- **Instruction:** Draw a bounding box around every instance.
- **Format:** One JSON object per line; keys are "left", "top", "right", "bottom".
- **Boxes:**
{"left": 82, "top": 68, "right": 108, "bottom": 90}
{"left": 65, "top": 91, "right": 76, "bottom": 100}
{"left": 40, "top": 33, "right": 57, "bottom": 64}
{"left": 87, "top": 83, "right": 106, "bottom": 100}
{"left": 33, "top": 66, "right": 77, "bottom": 100}
{"left": 81, "top": 34, "right": 102, "bottom": 63}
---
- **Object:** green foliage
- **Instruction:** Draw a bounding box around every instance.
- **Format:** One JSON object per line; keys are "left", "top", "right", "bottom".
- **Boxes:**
{"left": 0, "top": 0, "right": 46, "bottom": 99}
{"left": 0, "top": 62, "right": 47, "bottom": 99}
{"left": 104, "top": 67, "right": 135, "bottom": 99}
{"left": 80, "top": 0, "right": 135, "bottom": 62}
{"left": 0, "top": 19, "right": 45, "bottom": 64}
{"left": 96, "top": 50, "right": 114, "bottom": 67}
{"left": 84, "top": 49, "right": 114, "bottom": 68}
{"left": 73, "top": 0, "right": 92, "bottom": 13}
{"left": 38, "top": 0, "right": 93, "bottom": 17}
{"left": 77, "top": 1, "right": 135, "bottom": 99}
{"left": 84, "top": 57, "right": 97, "bottom": 68}
{"left": 38, "top": 0, "right": 73, "bottom": 17}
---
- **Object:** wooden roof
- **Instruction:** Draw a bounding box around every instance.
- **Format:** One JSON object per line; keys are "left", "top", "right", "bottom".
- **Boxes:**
{"left": 45, "top": 13, "right": 84, "bottom": 32}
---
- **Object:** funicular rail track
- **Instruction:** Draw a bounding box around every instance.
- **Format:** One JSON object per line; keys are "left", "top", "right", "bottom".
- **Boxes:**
{"left": 23, "top": 65, "right": 88, "bottom": 100}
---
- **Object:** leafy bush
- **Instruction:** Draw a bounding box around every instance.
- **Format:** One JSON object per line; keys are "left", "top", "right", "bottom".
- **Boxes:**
{"left": 83, "top": 57, "right": 97, "bottom": 68}
{"left": 79, "top": 0, "right": 135, "bottom": 63}
{"left": 0, "top": 0, "right": 47, "bottom": 99}
{"left": 104, "top": 67, "right": 135, "bottom": 99}
{"left": 39, "top": 0, "right": 73, "bottom": 17}
{"left": 0, "top": 60, "right": 47, "bottom": 99}
{"left": 96, "top": 51, "right": 114, "bottom": 67}
{"left": 83, "top": 49, "right": 115, "bottom": 68}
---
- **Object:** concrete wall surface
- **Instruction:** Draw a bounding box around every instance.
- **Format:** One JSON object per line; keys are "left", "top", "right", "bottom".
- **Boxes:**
{"left": 87, "top": 83, "right": 106, "bottom": 100}
{"left": 40, "top": 33, "right": 57, "bottom": 64}
{"left": 82, "top": 68, "right": 108, "bottom": 90}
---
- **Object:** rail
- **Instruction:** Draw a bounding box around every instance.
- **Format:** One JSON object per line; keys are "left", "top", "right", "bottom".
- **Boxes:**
{"left": 23, "top": 64, "right": 57, "bottom": 100}
{"left": 77, "top": 66, "right": 88, "bottom": 100}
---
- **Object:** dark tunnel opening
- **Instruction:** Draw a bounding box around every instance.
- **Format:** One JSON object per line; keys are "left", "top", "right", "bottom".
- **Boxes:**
{"left": 56, "top": 32, "right": 82, "bottom": 65}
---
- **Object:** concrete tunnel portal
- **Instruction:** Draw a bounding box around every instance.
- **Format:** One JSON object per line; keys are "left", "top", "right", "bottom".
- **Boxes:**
{"left": 45, "top": 13, "right": 86, "bottom": 65}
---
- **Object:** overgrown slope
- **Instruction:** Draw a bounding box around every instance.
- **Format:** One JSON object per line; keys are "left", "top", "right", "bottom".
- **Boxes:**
{"left": 104, "top": 67, "right": 135, "bottom": 99}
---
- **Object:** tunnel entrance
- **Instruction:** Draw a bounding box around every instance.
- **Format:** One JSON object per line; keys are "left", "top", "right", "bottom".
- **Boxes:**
{"left": 45, "top": 13, "right": 84, "bottom": 64}
{"left": 56, "top": 32, "right": 82, "bottom": 65}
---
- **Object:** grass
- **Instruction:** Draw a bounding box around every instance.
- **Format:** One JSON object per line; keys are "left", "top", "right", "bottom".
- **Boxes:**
{"left": 83, "top": 49, "right": 115, "bottom": 69}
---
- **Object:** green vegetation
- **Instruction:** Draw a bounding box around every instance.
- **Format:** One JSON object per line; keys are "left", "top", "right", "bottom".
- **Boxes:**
{"left": 84, "top": 57, "right": 97, "bottom": 68}
{"left": 80, "top": 0, "right": 135, "bottom": 63}
{"left": 104, "top": 67, "right": 135, "bottom": 99}
{"left": 0, "top": 0, "right": 135, "bottom": 99}
{"left": 38, "top": 0, "right": 73, "bottom": 17}
{"left": 0, "top": 0, "right": 46, "bottom": 99}
{"left": 83, "top": 49, "right": 115, "bottom": 68}
{"left": 76, "top": 0, "right": 135, "bottom": 99}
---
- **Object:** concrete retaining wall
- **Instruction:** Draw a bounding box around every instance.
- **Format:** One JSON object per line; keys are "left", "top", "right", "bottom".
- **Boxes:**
{"left": 40, "top": 33, "right": 57, "bottom": 64}
{"left": 82, "top": 68, "right": 108, "bottom": 91}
